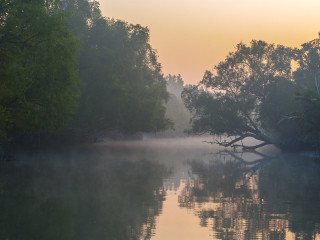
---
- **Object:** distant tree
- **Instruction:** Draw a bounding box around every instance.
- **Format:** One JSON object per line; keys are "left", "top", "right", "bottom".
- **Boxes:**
{"left": 163, "top": 75, "right": 191, "bottom": 136}
{"left": 0, "top": 0, "right": 79, "bottom": 143}
{"left": 166, "top": 74, "right": 184, "bottom": 97}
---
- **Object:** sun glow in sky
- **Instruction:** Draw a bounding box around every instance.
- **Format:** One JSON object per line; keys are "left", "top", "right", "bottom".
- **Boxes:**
{"left": 99, "top": 0, "right": 320, "bottom": 84}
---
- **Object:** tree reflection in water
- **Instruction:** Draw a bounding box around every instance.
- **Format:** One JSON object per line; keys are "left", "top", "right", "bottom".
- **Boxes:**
{"left": 179, "top": 151, "right": 320, "bottom": 240}
{"left": 0, "top": 153, "right": 167, "bottom": 240}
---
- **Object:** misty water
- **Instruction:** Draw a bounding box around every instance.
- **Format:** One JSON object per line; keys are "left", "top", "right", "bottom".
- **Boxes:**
{"left": 1, "top": 136, "right": 320, "bottom": 240}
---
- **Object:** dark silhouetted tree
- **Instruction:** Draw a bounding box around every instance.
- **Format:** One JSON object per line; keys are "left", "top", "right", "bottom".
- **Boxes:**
{"left": 183, "top": 39, "right": 320, "bottom": 151}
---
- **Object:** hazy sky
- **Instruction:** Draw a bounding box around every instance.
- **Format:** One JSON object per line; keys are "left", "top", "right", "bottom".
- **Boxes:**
{"left": 99, "top": 0, "right": 319, "bottom": 84}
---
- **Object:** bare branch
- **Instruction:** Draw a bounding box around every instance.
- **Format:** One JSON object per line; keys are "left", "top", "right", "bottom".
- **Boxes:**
{"left": 242, "top": 142, "right": 270, "bottom": 150}
{"left": 220, "top": 135, "right": 249, "bottom": 147}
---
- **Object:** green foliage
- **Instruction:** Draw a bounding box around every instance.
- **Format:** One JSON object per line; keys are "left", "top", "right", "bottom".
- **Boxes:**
{"left": 259, "top": 78, "right": 304, "bottom": 148}
{"left": 0, "top": 0, "right": 171, "bottom": 146}
{"left": 0, "top": 0, "right": 79, "bottom": 142}
{"left": 183, "top": 39, "right": 320, "bottom": 150}
{"left": 69, "top": 9, "right": 170, "bottom": 136}
{"left": 288, "top": 39, "right": 320, "bottom": 149}
{"left": 183, "top": 85, "right": 250, "bottom": 135}
{"left": 183, "top": 41, "right": 294, "bottom": 140}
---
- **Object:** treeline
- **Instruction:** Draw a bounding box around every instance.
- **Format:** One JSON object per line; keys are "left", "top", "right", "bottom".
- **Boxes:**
{"left": 0, "top": 0, "right": 172, "bottom": 148}
{"left": 183, "top": 38, "right": 320, "bottom": 151}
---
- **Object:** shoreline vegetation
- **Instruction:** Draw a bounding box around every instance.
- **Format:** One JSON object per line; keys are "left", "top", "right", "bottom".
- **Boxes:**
{"left": 1, "top": 0, "right": 320, "bottom": 160}
{"left": 182, "top": 38, "right": 320, "bottom": 153}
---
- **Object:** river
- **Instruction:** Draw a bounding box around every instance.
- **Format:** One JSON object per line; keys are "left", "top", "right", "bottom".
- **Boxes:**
{"left": 0, "top": 136, "right": 320, "bottom": 240}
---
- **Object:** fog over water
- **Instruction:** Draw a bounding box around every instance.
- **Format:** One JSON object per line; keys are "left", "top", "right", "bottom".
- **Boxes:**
{"left": 1, "top": 1, "right": 320, "bottom": 239}
{"left": 1, "top": 136, "right": 320, "bottom": 240}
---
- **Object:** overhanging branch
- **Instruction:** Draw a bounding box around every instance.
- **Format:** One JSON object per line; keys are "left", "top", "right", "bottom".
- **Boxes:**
{"left": 204, "top": 133, "right": 272, "bottom": 150}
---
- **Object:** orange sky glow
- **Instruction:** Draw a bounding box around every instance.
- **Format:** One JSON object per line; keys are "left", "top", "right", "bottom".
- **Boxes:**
{"left": 99, "top": 0, "right": 320, "bottom": 84}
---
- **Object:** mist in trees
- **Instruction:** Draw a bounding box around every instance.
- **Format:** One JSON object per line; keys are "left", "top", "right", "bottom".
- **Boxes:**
{"left": 183, "top": 38, "right": 320, "bottom": 151}
{"left": 1, "top": 0, "right": 319, "bottom": 154}
{"left": 160, "top": 74, "right": 191, "bottom": 136}
{"left": 1, "top": 1, "right": 320, "bottom": 240}
{"left": 0, "top": 0, "right": 173, "bottom": 151}
{"left": 71, "top": 14, "right": 170, "bottom": 137}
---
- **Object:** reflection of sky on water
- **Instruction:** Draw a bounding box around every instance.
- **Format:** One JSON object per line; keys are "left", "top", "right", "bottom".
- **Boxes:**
{"left": 154, "top": 140, "right": 320, "bottom": 240}
{"left": 1, "top": 137, "right": 320, "bottom": 240}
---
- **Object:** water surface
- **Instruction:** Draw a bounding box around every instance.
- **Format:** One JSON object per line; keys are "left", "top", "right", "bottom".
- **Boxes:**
{"left": 1, "top": 137, "right": 320, "bottom": 240}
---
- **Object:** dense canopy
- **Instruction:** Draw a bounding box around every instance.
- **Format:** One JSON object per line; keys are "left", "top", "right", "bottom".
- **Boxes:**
{"left": 0, "top": 0, "right": 171, "bottom": 149}
{"left": 183, "top": 39, "right": 320, "bottom": 151}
